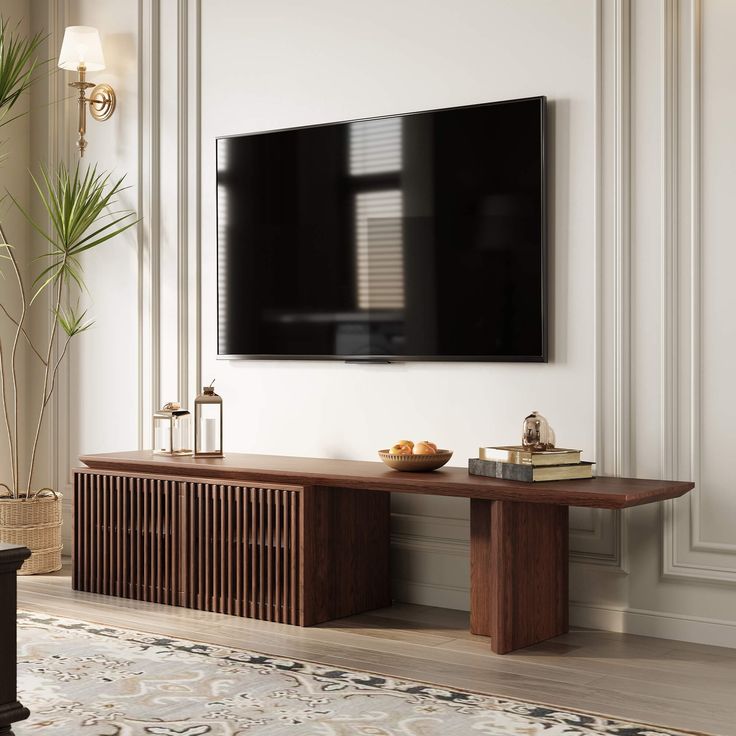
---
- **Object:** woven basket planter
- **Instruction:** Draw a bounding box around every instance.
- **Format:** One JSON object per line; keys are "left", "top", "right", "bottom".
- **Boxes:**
{"left": 0, "top": 491, "right": 63, "bottom": 575}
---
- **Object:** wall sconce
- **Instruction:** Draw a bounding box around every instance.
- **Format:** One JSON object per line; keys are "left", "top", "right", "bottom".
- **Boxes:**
{"left": 58, "top": 26, "right": 116, "bottom": 157}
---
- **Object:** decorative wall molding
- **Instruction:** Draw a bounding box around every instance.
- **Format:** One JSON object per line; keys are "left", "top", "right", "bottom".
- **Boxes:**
{"left": 661, "top": 0, "right": 736, "bottom": 584}
{"left": 660, "top": 0, "right": 678, "bottom": 496}
{"left": 612, "top": 0, "right": 632, "bottom": 485}
{"left": 136, "top": 0, "right": 200, "bottom": 442}
{"left": 138, "top": 0, "right": 161, "bottom": 448}
{"left": 573, "top": 0, "right": 632, "bottom": 573}
{"left": 185, "top": 0, "right": 202, "bottom": 404}
{"left": 177, "top": 0, "right": 189, "bottom": 403}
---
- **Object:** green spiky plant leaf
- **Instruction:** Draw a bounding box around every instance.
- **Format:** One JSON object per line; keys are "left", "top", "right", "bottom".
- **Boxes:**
{"left": 9, "top": 162, "right": 139, "bottom": 301}
{"left": 0, "top": 17, "right": 47, "bottom": 129}
{"left": 55, "top": 304, "right": 94, "bottom": 337}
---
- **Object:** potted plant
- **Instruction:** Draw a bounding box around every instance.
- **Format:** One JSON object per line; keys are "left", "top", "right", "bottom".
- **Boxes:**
{"left": 0, "top": 18, "right": 137, "bottom": 573}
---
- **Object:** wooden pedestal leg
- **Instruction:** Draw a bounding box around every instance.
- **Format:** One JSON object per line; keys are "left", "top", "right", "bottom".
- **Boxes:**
{"left": 300, "top": 486, "right": 392, "bottom": 626}
{"left": 470, "top": 499, "right": 569, "bottom": 654}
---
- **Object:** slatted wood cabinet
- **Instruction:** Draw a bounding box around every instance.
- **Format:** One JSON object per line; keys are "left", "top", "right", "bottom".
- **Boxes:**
{"left": 73, "top": 469, "right": 390, "bottom": 626}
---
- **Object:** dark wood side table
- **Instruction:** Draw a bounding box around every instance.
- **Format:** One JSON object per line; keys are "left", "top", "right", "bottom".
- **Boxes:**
{"left": 0, "top": 543, "right": 31, "bottom": 736}
{"left": 76, "top": 451, "right": 694, "bottom": 654}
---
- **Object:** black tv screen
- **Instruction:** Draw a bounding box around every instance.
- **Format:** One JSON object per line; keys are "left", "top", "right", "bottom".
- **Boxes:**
{"left": 217, "top": 96, "right": 547, "bottom": 361}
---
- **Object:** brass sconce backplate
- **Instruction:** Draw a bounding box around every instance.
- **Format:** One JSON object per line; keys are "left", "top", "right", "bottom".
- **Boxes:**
{"left": 88, "top": 83, "right": 116, "bottom": 122}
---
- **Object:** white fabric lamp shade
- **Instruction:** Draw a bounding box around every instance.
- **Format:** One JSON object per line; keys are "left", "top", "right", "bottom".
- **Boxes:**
{"left": 58, "top": 26, "right": 105, "bottom": 71}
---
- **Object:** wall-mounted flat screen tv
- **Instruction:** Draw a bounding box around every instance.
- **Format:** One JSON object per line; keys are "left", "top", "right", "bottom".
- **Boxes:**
{"left": 217, "top": 95, "right": 547, "bottom": 361}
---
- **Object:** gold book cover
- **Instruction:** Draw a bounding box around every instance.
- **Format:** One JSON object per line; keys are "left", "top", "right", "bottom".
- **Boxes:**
{"left": 479, "top": 445, "right": 582, "bottom": 466}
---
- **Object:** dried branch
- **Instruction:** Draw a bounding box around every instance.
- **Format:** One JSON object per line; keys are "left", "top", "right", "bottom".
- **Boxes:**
{"left": 0, "top": 224, "right": 17, "bottom": 494}
{"left": 25, "top": 258, "right": 64, "bottom": 497}
{"left": 0, "top": 302, "right": 47, "bottom": 365}
{"left": 0, "top": 330, "right": 15, "bottom": 493}
{"left": 4, "top": 231, "right": 27, "bottom": 494}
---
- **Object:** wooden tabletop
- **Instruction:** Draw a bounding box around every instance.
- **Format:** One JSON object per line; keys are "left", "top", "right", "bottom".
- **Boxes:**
{"left": 79, "top": 451, "right": 694, "bottom": 509}
{"left": 0, "top": 542, "right": 31, "bottom": 571}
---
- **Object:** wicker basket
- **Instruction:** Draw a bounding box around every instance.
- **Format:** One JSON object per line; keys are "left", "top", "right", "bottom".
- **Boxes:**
{"left": 0, "top": 490, "right": 63, "bottom": 575}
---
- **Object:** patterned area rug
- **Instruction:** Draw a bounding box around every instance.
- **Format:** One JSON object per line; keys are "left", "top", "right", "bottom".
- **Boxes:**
{"left": 16, "top": 611, "right": 701, "bottom": 736}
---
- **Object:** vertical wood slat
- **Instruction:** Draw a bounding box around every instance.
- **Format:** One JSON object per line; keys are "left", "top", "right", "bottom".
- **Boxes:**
{"left": 226, "top": 486, "right": 233, "bottom": 615}
{"left": 179, "top": 482, "right": 187, "bottom": 607}
{"left": 135, "top": 477, "right": 141, "bottom": 600}
{"left": 204, "top": 482, "right": 211, "bottom": 610}
{"left": 291, "top": 490, "right": 298, "bottom": 625}
{"left": 258, "top": 487, "right": 264, "bottom": 620}
{"left": 164, "top": 480, "right": 169, "bottom": 604}
{"left": 250, "top": 486, "right": 257, "bottom": 619}
{"left": 264, "top": 488, "right": 273, "bottom": 621}
{"left": 158, "top": 479, "right": 163, "bottom": 601}
{"left": 221, "top": 486, "right": 227, "bottom": 614}
{"left": 220, "top": 485, "right": 226, "bottom": 613}
{"left": 142, "top": 476, "right": 149, "bottom": 601}
{"left": 243, "top": 485, "right": 249, "bottom": 617}
{"left": 211, "top": 485, "right": 218, "bottom": 612}
{"left": 198, "top": 483, "right": 204, "bottom": 610}
{"left": 189, "top": 483, "right": 196, "bottom": 608}
{"left": 116, "top": 477, "right": 122, "bottom": 598}
{"left": 73, "top": 472, "right": 301, "bottom": 625}
{"left": 74, "top": 473, "right": 82, "bottom": 590}
{"left": 94, "top": 474, "right": 100, "bottom": 593}
{"left": 101, "top": 474, "right": 108, "bottom": 595}
{"left": 152, "top": 479, "right": 157, "bottom": 602}
{"left": 235, "top": 488, "right": 242, "bottom": 616}
{"left": 107, "top": 475, "right": 114, "bottom": 597}
{"left": 272, "top": 489, "right": 283, "bottom": 623}
{"left": 123, "top": 476, "right": 130, "bottom": 598}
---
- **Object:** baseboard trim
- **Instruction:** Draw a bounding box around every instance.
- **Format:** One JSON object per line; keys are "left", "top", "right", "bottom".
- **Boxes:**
{"left": 391, "top": 578, "right": 470, "bottom": 612}
{"left": 392, "top": 582, "right": 736, "bottom": 649}
{"left": 61, "top": 494, "right": 73, "bottom": 551}
{"left": 570, "top": 601, "right": 736, "bottom": 649}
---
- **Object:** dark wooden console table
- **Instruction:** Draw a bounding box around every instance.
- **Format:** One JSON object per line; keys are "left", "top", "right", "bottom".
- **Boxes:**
{"left": 76, "top": 452, "right": 693, "bottom": 654}
{"left": 0, "top": 543, "right": 31, "bottom": 736}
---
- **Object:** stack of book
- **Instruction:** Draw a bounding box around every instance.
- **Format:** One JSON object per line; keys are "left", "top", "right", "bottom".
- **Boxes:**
{"left": 469, "top": 446, "right": 594, "bottom": 482}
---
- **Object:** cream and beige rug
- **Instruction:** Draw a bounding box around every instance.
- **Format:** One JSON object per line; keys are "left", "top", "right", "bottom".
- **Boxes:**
{"left": 16, "top": 611, "right": 701, "bottom": 735}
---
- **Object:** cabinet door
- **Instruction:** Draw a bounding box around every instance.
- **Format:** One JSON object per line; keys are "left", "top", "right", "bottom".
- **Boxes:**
{"left": 73, "top": 472, "right": 180, "bottom": 604}
{"left": 178, "top": 481, "right": 302, "bottom": 624}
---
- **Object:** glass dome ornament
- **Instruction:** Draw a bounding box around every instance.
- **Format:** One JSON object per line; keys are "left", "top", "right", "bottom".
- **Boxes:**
{"left": 521, "top": 411, "right": 555, "bottom": 451}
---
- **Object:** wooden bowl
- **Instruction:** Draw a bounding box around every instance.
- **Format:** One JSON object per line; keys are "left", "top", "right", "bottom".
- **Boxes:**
{"left": 378, "top": 449, "right": 453, "bottom": 472}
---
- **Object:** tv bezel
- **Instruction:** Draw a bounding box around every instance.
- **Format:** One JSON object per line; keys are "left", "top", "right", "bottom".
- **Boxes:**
{"left": 215, "top": 95, "right": 548, "bottom": 363}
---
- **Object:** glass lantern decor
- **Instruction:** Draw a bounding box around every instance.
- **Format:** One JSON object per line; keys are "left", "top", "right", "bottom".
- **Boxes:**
{"left": 153, "top": 402, "right": 192, "bottom": 456}
{"left": 194, "top": 382, "right": 223, "bottom": 458}
{"left": 521, "top": 411, "right": 555, "bottom": 451}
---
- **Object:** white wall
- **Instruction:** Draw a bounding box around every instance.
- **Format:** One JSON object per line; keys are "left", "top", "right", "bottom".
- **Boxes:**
{"left": 30, "top": 0, "right": 736, "bottom": 648}
{"left": 200, "top": 0, "right": 596, "bottom": 610}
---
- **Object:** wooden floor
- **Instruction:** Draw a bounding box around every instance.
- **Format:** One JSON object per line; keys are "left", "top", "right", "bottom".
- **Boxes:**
{"left": 17, "top": 562, "right": 736, "bottom": 736}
